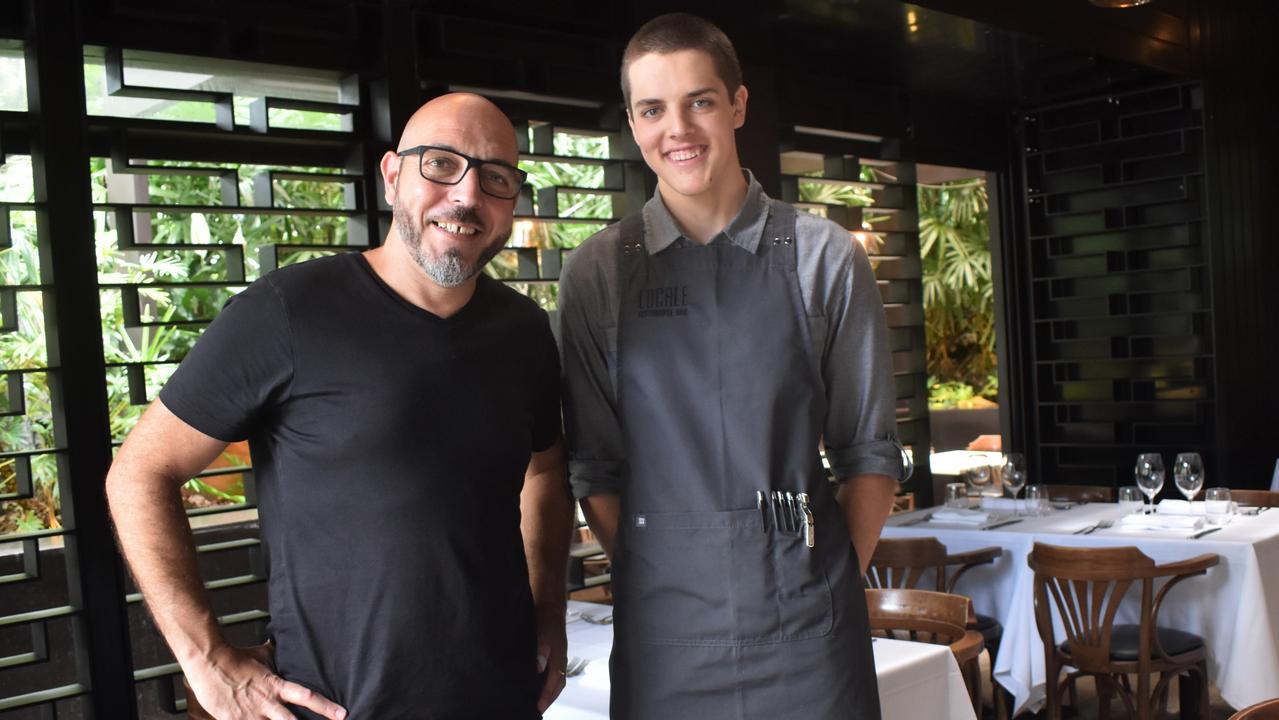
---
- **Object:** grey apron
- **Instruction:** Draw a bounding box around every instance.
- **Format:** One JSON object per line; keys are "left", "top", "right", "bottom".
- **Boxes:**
{"left": 610, "top": 199, "right": 881, "bottom": 719}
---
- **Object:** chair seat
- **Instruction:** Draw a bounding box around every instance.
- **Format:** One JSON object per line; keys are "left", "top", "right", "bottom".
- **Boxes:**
{"left": 1061, "top": 625, "right": 1204, "bottom": 661}
{"left": 976, "top": 613, "right": 1002, "bottom": 643}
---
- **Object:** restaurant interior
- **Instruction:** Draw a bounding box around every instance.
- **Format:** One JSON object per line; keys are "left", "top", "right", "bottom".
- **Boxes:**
{"left": 0, "top": 0, "right": 1276, "bottom": 717}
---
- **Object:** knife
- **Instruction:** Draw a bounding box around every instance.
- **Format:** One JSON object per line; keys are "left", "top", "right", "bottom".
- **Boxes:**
{"left": 1190, "top": 526, "right": 1223, "bottom": 540}
{"left": 981, "top": 518, "right": 1023, "bottom": 531}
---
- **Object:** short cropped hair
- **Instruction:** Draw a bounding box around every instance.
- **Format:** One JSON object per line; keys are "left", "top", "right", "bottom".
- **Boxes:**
{"left": 620, "top": 13, "right": 742, "bottom": 111}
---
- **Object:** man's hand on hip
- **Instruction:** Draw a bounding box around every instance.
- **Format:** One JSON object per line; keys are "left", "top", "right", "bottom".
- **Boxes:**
{"left": 186, "top": 646, "right": 347, "bottom": 720}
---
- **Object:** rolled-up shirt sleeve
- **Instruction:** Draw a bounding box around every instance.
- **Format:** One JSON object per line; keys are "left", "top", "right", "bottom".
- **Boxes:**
{"left": 818, "top": 234, "right": 907, "bottom": 482}
{"left": 558, "top": 234, "right": 626, "bottom": 498}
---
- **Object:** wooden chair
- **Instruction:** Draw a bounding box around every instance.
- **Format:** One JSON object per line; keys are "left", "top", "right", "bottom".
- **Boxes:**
{"left": 567, "top": 519, "right": 611, "bottom": 598}
{"left": 865, "top": 537, "right": 1001, "bottom": 593}
{"left": 865, "top": 539, "right": 1004, "bottom": 716}
{"left": 1028, "top": 543, "right": 1219, "bottom": 720}
{"left": 1230, "top": 698, "right": 1279, "bottom": 719}
{"left": 1049, "top": 484, "right": 1115, "bottom": 502}
{"left": 891, "top": 492, "right": 916, "bottom": 514}
{"left": 866, "top": 588, "right": 986, "bottom": 718}
{"left": 1232, "top": 489, "right": 1279, "bottom": 507}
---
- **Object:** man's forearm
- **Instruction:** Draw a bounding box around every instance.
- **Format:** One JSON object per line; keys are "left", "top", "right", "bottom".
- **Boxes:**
{"left": 109, "top": 401, "right": 346, "bottom": 719}
{"left": 105, "top": 401, "right": 236, "bottom": 674}
{"left": 521, "top": 447, "right": 575, "bottom": 611}
{"left": 108, "top": 475, "right": 225, "bottom": 667}
{"left": 835, "top": 474, "right": 897, "bottom": 574}
{"left": 578, "top": 493, "right": 620, "bottom": 559}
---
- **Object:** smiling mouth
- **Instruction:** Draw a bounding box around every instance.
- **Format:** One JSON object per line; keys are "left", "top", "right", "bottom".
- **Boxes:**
{"left": 430, "top": 220, "right": 480, "bottom": 236}
{"left": 666, "top": 146, "right": 706, "bottom": 162}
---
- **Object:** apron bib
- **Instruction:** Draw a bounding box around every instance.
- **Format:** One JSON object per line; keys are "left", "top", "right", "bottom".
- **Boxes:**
{"left": 609, "top": 200, "right": 881, "bottom": 719}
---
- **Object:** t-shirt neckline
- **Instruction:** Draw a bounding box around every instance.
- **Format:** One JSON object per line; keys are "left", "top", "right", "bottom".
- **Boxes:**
{"left": 350, "top": 251, "right": 488, "bottom": 324}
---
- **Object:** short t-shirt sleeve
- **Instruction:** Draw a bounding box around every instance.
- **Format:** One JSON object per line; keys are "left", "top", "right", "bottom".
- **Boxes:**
{"left": 158, "top": 278, "right": 294, "bottom": 442}
{"left": 529, "top": 311, "right": 562, "bottom": 453}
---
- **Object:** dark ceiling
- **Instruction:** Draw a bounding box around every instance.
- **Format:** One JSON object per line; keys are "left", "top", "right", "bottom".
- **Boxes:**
{"left": 732, "top": 0, "right": 1188, "bottom": 109}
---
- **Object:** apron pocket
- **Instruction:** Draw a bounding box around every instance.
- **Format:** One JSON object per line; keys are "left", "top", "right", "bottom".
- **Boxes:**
{"left": 622, "top": 508, "right": 833, "bottom": 647}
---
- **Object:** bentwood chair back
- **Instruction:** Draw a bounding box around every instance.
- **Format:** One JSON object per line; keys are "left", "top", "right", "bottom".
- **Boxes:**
{"left": 1028, "top": 543, "right": 1219, "bottom": 720}
{"left": 1232, "top": 489, "right": 1279, "bottom": 508}
{"left": 866, "top": 588, "right": 985, "bottom": 717}
{"left": 864, "top": 537, "right": 949, "bottom": 591}
{"left": 1230, "top": 698, "right": 1279, "bottom": 719}
{"left": 865, "top": 537, "right": 1002, "bottom": 594}
{"left": 867, "top": 536, "right": 1008, "bottom": 719}
{"left": 1048, "top": 484, "right": 1115, "bottom": 503}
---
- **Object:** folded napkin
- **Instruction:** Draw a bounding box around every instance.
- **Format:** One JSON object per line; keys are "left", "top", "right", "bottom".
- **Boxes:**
{"left": 931, "top": 508, "right": 991, "bottom": 525}
{"left": 1119, "top": 513, "right": 1204, "bottom": 531}
{"left": 1157, "top": 499, "right": 1238, "bottom": 515}
{"left": 980, "top": 497, "right": 1024, "bottom": 513}
{"left": 1157, "top": 500, "right": 1203, "bottom": 515}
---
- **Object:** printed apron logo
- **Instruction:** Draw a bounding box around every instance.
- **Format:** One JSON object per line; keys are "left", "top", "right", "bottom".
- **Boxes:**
{"left": 637, "top": 285, "right": 690, "bottom": 318}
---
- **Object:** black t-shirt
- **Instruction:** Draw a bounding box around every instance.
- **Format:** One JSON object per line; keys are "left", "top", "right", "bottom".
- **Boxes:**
{"left": 160, "top": 253, "right": 560, "bottom": 719}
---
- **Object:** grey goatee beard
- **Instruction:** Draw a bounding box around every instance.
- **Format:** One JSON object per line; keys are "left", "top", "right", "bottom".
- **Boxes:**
{"left": 394, "top": 201, "right": 509, "bottom": 288}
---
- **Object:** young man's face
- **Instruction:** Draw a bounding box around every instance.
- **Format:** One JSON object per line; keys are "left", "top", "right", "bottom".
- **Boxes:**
{"left": 626, "top": 49, "right": 747, "bottom": 202}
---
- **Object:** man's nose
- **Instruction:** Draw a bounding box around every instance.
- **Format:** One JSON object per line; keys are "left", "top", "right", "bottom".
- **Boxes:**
{"left": 448, "top": 166, "right": 484, "bottom": 204}
{"left": 667, "top": 108, "right": 692, "bottom": 138}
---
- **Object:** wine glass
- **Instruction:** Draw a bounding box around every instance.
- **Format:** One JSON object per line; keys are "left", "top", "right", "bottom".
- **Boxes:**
{"left": 963, "top": 456, "right": 993, "bottom": 499}
{"left": 1002, "top": 453, "right": 1027, "bottom": 512}
{"left": 1174, "top": 452, "right": 1205, "bottom": 503}
{"left": 1134, "top": 453, "right": 1165, "bottom": 514}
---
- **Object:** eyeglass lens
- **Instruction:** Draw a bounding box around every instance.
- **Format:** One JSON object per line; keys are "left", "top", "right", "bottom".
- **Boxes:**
{"left": 418, "top": 147, "right": 522, "bottom": 199}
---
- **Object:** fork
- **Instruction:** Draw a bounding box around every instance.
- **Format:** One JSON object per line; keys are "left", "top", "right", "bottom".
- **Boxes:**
{"left": 564, "top": 656, "right": 590, "bottom": 678}
{"left": 581, "top": 611, "right": 613, "bottom": 625}
{"left": 1074, "top": 519, "right": 1114, "bottom": 535}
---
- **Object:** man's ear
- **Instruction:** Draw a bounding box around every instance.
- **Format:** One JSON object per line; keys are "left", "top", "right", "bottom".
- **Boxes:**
{"left": 733, "top": 85, "right": 749, "bottom": 130}
{"left": 380, "top": 150, "right": 401, "bottom": 208}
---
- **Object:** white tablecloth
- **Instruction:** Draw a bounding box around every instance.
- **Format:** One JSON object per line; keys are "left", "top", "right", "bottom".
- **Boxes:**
{"left": 544, "top": 600, "right": 975, "bottom": 720}
{"left": 883, "top": 503, "right": 1279, "bottom": 714}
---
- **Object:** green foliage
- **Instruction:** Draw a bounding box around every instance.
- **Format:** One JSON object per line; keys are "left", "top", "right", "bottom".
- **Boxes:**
{"left": 919, "top": 179, "right": 997, "bottom": 400}
{"left": 927, "top": 374, "right": 999, "bottom": 410}
{"left": 797, "top": 165, "right": 998, "bottom": 408}
{"left": 492, "top": 130, "right": 617, "bottom": 310}
{"left": 1, "top": 121, "right": 349, "bottom": 533}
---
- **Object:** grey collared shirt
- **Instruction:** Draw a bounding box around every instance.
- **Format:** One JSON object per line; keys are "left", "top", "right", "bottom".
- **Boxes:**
{"left": 559, "top": 172, "right": 903, "bottom": 498}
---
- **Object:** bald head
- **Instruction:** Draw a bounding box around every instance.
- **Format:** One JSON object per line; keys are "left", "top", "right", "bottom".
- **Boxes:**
{"left": 397, "top": 93, "right": 518, "bottom": 164}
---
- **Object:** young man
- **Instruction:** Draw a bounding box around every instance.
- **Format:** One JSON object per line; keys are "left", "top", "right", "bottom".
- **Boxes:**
{"left": 107, "top": 93, "right": 574, "bottom": 719}
{"left": 559, "top": 14, "right": 906, "bottom": 719}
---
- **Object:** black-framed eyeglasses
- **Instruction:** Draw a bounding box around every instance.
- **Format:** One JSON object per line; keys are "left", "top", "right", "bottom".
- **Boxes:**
{"left": 396, "top": 145, "right": 527, "bottom": 200}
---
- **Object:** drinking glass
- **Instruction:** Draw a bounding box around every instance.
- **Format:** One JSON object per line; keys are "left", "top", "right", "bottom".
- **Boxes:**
{"left": 1002, "top": 453, "right": 1027, "bottom": 503}
{"left": 945, "top": 482, "right": 968, "bottom": 509}
{"left": 1025, "top": 484, "right": 1046, "bottom": 516}
{"left": 963, "top": 456, "right": 993, "bottom": 498}
{"left": 1134, "top": 453, "right": 1165, "bottom": 514}
{"left": 1118, "top": 486, "right": 1144, "bottom": 515}
{"left": 1174, "top": 452, "right": 1205, "bottom": 503}
{"left": 1205, "top": 487, "right": 1232, "bottom": 526}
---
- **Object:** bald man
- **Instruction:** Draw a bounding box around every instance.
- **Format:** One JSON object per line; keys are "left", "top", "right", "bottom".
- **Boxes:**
{"left": 107, "top": 94, "right": 573, "bottom": 719}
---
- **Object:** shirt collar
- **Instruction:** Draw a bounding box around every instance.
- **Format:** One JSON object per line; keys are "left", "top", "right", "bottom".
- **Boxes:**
{"left": 640, "top": 170, "right": 769, "bottom": 255}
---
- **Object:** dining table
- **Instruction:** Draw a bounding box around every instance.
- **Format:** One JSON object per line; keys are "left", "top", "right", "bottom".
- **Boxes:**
{"left": 544, "top": 600, "right": 977, "bottom": 720}
{"left": 882, "top": 500, "right": 1279, "bottom": 715}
